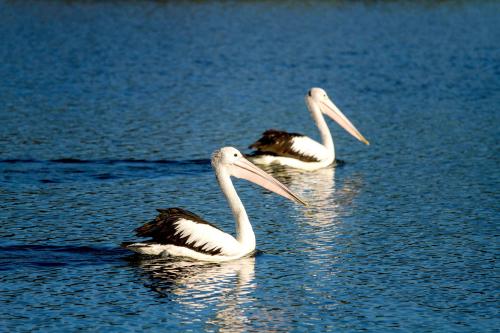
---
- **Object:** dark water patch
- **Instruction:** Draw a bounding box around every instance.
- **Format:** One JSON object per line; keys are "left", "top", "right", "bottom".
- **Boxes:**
{"left": 0, "top": 159, "right": 38, "bottom": 163}
{"left": 94, "top": 173, "right": 117, "bottom": 180}
{"left": 0, "top": 244, "right": 128, "bottom": 255}
{"left": 40, "top": 179, "right": 60, "bottom": 184}
{"left": 0, "top": 244, "right": 129, "bottom": 271}
{"left": 51, "top": 158, "right": 93, "bottom": 164}
{"left": 334, "top": 159, "right": 346, "bottom": 167}
{"left": 26, "top": 261, "right": 68, "bottom": 267}
{"left": 0, "top": 158, "right": 211, "bottom": 165}
{"left": 0, "top": 159, "right": 213, "bottom": 184}
{"left": 62, "top": 168, "right": 85, "bottom": 174}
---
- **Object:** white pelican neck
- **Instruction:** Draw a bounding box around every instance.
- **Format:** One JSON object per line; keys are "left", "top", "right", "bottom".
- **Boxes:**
{"left": 306, "top": 97, "right": 335, "bottom": 160}
{"left": 214, "top": 165, "right": 256, "bottom": 252}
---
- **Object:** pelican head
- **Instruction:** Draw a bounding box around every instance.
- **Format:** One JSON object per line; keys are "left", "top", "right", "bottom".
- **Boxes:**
{"left": 306, "top": 87, "right": 369, "bottom": 145}
{"left": 212, "top": 147, "right": 307, "bottom": 206}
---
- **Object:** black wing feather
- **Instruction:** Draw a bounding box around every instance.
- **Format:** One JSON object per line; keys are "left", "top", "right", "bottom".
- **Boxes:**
{"left": 249, "top": 129, "right": 320, "bottom": 162}
{"left": 133, "top": 208, "right": 224, "bottom": 255}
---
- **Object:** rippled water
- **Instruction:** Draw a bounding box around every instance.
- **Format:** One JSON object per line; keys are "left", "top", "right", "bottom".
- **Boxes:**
{"left": 1, "top": 1, "right": 499, "bottom": 332}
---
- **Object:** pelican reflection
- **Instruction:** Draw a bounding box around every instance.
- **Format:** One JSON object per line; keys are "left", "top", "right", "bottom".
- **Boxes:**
{"left": 257, "top": 165, "right": 364, "bottom": 265}
{"left": 258, "top": 164, "right": 363, "bottom": 227}
{"left": 127, "top": 255, "right": 256, "bottom": 332}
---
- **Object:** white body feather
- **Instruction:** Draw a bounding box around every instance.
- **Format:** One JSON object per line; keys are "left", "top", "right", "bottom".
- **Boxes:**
{"left": 250, "top": 136, "right": 334, "bottom": 171}
{"left": 290, "top": 136, "right": 332, "bottom": 162}
{"left": 127, "top": 244, "right": 252, "bottom": 262}
{"left": 126, "top": 218, "right": 251, "bottom": 261}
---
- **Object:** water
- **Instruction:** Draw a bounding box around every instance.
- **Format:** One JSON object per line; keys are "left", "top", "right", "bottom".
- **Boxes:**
{"left": 1, "top": 1, "right": 499, "bottom": 332}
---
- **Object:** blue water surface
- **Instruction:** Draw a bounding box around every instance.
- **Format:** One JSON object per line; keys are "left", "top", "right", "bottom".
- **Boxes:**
{"left": 0, "top": 1, "right": 499, "bottom": 332}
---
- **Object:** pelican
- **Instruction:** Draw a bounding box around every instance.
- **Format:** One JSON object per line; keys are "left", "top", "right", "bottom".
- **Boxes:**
{"left": 248, "top": 87, "right": 369, "bottom": 170}
{"left": 122, "top": 147, "right": 306, "bottom": 262}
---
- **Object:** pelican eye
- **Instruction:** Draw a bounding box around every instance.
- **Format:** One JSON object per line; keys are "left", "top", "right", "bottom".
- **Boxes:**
{"left": 234, "top": 153, "right": 238, "bottom": 157}
{"left": 308, "top": 90, "right": 312, "bottom": 97}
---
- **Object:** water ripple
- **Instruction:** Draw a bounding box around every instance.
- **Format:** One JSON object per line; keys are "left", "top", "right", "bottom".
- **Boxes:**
{"left": 0, "top": 159, "right": 212, "bottom": 184}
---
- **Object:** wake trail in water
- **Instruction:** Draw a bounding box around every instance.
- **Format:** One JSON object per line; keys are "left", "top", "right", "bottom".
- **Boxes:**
{"left": 0, "top": 158, "right": 211, "bottom": 165}
{"left": 0, "top": 159, "right": 213, "bottom": 184}
{"left": 0, "top": 244, "right": 130, "bottom": 270}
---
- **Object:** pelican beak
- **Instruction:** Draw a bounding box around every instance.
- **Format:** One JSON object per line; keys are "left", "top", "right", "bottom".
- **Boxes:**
{"left": 319, "top": 97, "right": 370, "bottom": 145}
{"left": 230, "top": 157, "right": 308, "bottom": 206}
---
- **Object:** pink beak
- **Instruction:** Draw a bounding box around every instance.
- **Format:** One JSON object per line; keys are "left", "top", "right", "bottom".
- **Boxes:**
{"left": 318, "top": 98, "right": 370, "bottom": 145}
{"left": 230, "top": 157, "right": 308, "bottom": 206}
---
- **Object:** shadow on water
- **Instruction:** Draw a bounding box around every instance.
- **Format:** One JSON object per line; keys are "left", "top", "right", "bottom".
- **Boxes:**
{"left": 0, "top": 244, "right": 129, "bottom": 270}
{"left": 0, "top": 158, "right": 212, "bottom": 184}
{"left": 126, "top": 254, "right": 257, "bottom": 332}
